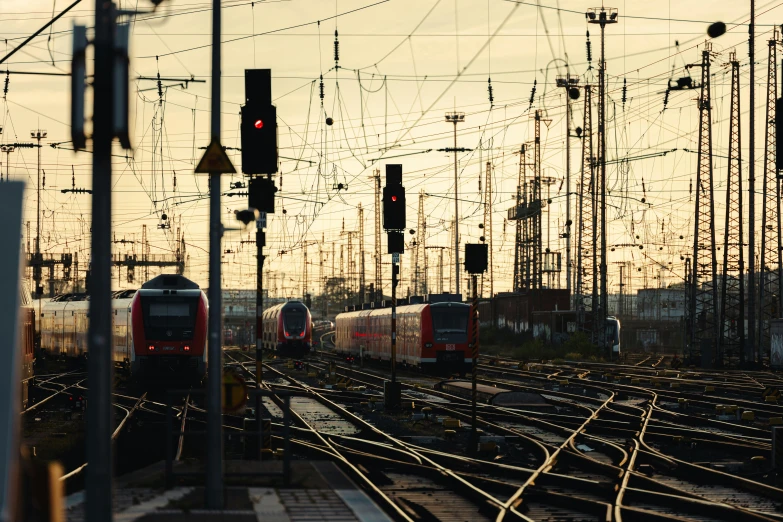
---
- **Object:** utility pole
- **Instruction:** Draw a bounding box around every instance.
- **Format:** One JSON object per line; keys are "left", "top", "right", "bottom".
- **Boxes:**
{"left": 481, "top": 162, "right": 493, "bottom": 297}
{"left": 31, "top": 129, "right": 46, "bottom": 260}
{"left": 370, "top": 170, "right": 382, "bottom": 301}
{"left": 85, "top": 1, "right": 116, "bottom": 519}
{"left": 719, "top": 51, "right": 745, "bottom": 366}
{"left": 586, "top": 6, "right": 617, "bottom": 352}
{"left": 358, "top": 203, "right": 365, "bottom": 302}
{"left": 577, "top": 85, "right": 594, "bottom": 336}
{"left": 748, "top": 0, "right": 757, "bottom": 366}
{"left": 206, "top": 0, "right": 224, "bottom": 508}
{"left": 445, "top": 111, "right": 465, "bottom": 297}
{"left": 426, "top": 246, "right": 446, "bottom": 293}
{"left": 689, "top": 43, "right": 718, "bottom": 367}
{"left": 513, "top": 145, "right": 524, "bottom": 292}
{"left": 759, "top": 33, "right": 781, "bottom": 363}
{"left": 556, "top": 75, "right": 579, "bottom": 300}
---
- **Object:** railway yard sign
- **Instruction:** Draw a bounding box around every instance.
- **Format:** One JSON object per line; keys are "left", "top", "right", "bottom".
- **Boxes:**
{"left": 222, "top": 369, "right": 248, "bottom": 413}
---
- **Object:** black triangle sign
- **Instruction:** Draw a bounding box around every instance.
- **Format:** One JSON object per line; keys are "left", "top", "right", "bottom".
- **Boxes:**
{"left": 195, "top": 139, "right": 236, "bottom": 174}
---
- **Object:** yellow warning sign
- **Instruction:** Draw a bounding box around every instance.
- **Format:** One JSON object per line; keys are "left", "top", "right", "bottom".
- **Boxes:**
{"left": 222, "top": 369, "right": 247, "bottom": 413}
{"left": 195, "top": 139, "right": 236, "bottom": 174}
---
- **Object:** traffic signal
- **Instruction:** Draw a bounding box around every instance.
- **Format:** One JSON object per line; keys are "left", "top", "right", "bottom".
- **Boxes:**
{"left": 241, "top": 103, "right": 278, "bottom": 174}
{"left": 387, "top": 231, "right": 404, "bottom": 254}
{"left": 249, "top": 176, "right": 277, "bottom": 214}
{"left": 383, "top": 164, "right": 405, "bottom": 230}
{"left": 464, "top": 243, "right": 488, "bottom": 274}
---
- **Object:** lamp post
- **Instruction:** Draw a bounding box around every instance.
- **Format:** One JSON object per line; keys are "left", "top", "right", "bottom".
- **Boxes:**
{"left": 586, "top": 6, "right": 617, "bottom": 352}
{"left": 445, "top": 111, "right": 465, "bottom": 297}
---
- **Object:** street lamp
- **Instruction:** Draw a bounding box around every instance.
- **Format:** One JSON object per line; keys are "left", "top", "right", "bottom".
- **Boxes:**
{"left": 586, "top": 6, "right": 617, "bottom": 350}
{"left": 445, "top": 111, "right": 465, "bottom": 296}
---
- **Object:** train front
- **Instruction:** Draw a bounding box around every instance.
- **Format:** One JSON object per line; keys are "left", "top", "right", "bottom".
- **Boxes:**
{"left": 422, "top": 302, "right": 474, "bottom": 375}
{"left": 130, "top": 274, "right": 208, "bottom": 379}
{"left": 276, "top": 301, "right": 312, "bottom": 357}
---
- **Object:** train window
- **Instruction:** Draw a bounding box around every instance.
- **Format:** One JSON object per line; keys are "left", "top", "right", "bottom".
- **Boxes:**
{"left": 140, "top": 296, "right": 199, "bottom": 341}
{"left": 430, "top": 306, "right": 469, "bottom": 341}
{"left": 283, "top": 309, "right": 306, "bottom": 331}
{"left": 431, "top": 307, "right": 468, "bottom": 333}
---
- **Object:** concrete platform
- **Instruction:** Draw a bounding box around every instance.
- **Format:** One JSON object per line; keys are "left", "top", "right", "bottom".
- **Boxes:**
{"left": 65, "top": 461, "right": 392, "bottom": 522}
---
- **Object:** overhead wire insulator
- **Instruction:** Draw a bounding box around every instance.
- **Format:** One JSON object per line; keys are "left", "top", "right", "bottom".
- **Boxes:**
{"left": 586, "top": 31, "right": 593, "bottom": 69}
{"left": 622, "top": 78, "right": 627, "bottom": 108}
{"left": 3, "top": 71, "right": 8, "bottom": 100}
{"left": 319, "top": 75, "right": 324, "bottom": 101}
{"left": 528, "top": 79, "right": 537, "bottom": 109}
{"left": 334, "top": 30, "right": 339, "bottom": 65}
{"left": 662, "top": 89, "right": 670, "bottom": 110}
{"left": 487, "top": 77, "right": 494, "bottom": 105}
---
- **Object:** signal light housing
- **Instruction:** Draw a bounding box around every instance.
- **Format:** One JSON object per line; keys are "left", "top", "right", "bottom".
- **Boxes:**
{"left": 383, "top": 164, "right": 405, "bottom": 230}
{"left": 241, "top": 103, "right": 278, "bottom": 174}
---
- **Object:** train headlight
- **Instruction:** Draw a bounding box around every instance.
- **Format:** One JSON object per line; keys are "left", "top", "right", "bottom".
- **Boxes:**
{"left": 425, "top": 342, "right": 433, "bottom": 348}
{"left": 148, "top": 345, "right": 155, "bottom": 351}
{"left": 183, "top": 346, "right": 190, "bottom": 352}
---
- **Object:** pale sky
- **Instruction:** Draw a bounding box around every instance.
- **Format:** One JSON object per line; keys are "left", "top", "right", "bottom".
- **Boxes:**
{"left": 0, "top": 0, "right": 778, "bottom": 300}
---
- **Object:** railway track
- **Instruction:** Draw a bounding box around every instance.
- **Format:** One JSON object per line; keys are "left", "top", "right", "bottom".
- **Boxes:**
{"left": 271, "top": 349, "right": 783, "bottom": 521}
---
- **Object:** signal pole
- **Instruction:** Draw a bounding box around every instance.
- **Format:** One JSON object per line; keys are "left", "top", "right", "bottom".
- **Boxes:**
{"left": 206, "top": 0, "right": 224, "bottom": 508}
{"left": 87, "top": 1, "right": 114, "bottom": 520}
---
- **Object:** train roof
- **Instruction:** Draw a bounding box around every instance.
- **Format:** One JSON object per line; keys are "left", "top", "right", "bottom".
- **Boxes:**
{"left": 263, "top": 301, "right": 311, "bottom": 314}
{"left": 336, "top": 303, "right": 431, "bottom": 318}
{"left": 141, "top": 274, "right": 199, "bottom": 290}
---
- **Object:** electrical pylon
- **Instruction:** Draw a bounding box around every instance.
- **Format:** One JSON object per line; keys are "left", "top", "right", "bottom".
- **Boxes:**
{"left": 481, "top": 161, "right": 493, "bottom": 297}
{"left": 513, "top": 145, "right": 525, "bottom": 292}
{"left": 358, "top": 203, "right": 365, "bottom": 302}
{"left": 576, "top": 85, "right": 595, "bottom": 335}
{"left": 370, "top": 169, "right": 382, "bottom": 301}
{"left": 759, "top": 34, "right": 782, "bottom": 363}
{"left": 689, "top": 43, "right": 719, "bottom": 366}
{"left": 413, "top": 191, "right": 427, "bottom": 295}
{"left": 718, "top": 52, "right": 745, "bottom": 367}
{"left": 520, "top": 111, "right": 545, "bottom": 291}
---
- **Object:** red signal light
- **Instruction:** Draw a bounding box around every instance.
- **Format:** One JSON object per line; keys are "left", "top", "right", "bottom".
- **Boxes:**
{"left": 183, "top": 346, "right": 190, "bottom": 352}
{"left": 391, "top": 195, "right": 397, "bottom": 202}
{"left": 149, "top": 345, "right": 155, "bottom": 351}
{"left": 254, "top": 119, "right": 264, "bottom": 129}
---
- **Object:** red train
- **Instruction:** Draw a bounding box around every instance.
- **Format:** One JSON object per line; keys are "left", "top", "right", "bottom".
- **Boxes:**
{"left": 40, "top": 274, "right": 208, "bottom": 380}
{"left": 260, "top": 301, "right": 312, "bottom": 356}
{"left": 334, "top": 300, "right": 475, "bottom": 375}
{"left": 19, "top": 282, "right": 35, "bottom": 409}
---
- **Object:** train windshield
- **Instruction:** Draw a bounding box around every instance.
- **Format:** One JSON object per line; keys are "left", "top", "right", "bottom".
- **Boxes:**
{"left": 141, "top": 296, "right": 199, "bottom": 340}
{"left": 430, "top": 305, "right": 469, "bottom": 342}
{"left": 284, "top": 308, "right": 306, "bottom": 331}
